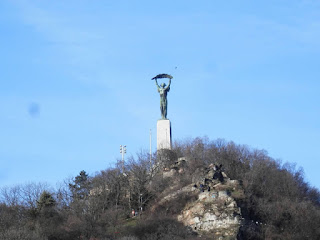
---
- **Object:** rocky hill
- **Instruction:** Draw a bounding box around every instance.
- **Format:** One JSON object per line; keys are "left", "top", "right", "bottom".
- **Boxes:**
{"left": 1, "top": 137, "right": 319, "bottom": 240}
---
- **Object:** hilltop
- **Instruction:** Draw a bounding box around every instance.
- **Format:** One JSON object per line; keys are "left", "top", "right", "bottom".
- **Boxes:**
{"left": 1, "top": 137, "right": 319, "bottom": 239}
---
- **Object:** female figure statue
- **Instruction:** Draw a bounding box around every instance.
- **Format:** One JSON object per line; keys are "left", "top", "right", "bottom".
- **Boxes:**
{"left": 152, "top": 74, "right": 172, "bottom": 119}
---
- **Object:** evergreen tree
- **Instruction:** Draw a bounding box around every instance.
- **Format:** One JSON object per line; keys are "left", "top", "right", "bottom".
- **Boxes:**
{"left": 37, "top": 191, "right": 55, "bottom": 211}
{"left": 69, "top": 170, "right": 91, "bottom": 200}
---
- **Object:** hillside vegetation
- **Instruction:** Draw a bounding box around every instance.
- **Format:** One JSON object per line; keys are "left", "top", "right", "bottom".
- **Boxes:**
{"left": 1, "top": 137, "right": 319, "bottom": 239}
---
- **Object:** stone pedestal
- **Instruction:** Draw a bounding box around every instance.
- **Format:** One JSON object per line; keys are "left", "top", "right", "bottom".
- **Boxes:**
{"left": 157, "top": 119, "right": 172, "bottom": 150}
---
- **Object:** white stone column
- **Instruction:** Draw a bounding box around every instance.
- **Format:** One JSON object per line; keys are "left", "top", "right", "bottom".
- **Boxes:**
{"left": 157, "top": 119, "right": 172, "bottom": 150}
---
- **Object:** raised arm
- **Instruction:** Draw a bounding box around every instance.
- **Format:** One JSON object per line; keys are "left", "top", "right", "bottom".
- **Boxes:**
{"left": 165, "top": 78, "right": 171, "bottom": 90}
{"left": 154, "top": 78, "right": 160, "bottom": 89}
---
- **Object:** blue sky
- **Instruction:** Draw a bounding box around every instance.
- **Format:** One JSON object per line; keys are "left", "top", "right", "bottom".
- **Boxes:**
{"left": 1, "top": 0, "right": 319, "bottom": 189}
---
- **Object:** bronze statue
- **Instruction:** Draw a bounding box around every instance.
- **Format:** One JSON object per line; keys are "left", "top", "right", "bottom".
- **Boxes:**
{"left": 152, "top": 74, "right": 173, "bottom": 119}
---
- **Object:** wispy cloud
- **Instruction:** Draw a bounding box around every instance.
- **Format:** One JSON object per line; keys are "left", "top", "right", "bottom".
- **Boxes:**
{"left": 9, "top": 0, "right": 320, "bottom": 103}
{"left": 12, "top": 0, "right": 113, "bottom": 86}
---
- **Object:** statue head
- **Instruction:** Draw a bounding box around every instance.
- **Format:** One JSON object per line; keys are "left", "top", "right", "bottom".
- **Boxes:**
{"left": 161, "top": 83, "right": 166, "bottom": 88}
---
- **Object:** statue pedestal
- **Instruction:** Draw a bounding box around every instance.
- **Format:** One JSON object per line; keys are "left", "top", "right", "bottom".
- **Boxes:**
{"left": 157, "top": 119, "right": 172, "bottom": 150}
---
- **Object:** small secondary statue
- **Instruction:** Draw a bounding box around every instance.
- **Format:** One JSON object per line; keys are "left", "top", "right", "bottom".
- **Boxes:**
{"left": 152, "top": 74, "right": 173, "bottom": 150}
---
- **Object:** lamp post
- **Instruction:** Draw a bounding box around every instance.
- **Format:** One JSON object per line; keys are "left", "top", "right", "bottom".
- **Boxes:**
{"left": 149, "top": 129, "right": 152, "bottom": 170}
{"left": 120, "top": 145, "right": 126, "bottom": 172}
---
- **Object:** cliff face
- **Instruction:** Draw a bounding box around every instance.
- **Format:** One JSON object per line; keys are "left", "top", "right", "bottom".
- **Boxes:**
{"left": 177, "top": 181, "right": 241, "bottom": 239}
{"left": 159, "top": 159, "right": 243, "bottom": 239}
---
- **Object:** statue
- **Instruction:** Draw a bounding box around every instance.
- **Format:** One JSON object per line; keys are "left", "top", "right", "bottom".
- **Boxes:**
{"left": 152, "top": 74, "right": 173, "bottom": 119}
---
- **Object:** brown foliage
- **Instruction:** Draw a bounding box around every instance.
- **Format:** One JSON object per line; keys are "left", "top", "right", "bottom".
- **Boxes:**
{"left": 0, "top": 137, "right": 319, "bottom": 239}
{"left": 173, "top": 137, "right": 320, "bottom": 239}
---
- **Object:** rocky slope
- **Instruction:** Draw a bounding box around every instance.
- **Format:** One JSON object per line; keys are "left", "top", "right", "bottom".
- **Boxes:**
{"left": 157, "top": 158, "right": 243, "bottom": 239}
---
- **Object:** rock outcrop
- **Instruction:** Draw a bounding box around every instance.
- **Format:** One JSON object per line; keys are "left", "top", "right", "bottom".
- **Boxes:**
{"left": 177, "top": 180, "right": 241, "bottom": 239}
{"left": 160, "top": 160, "right": 243, "bottom": 239}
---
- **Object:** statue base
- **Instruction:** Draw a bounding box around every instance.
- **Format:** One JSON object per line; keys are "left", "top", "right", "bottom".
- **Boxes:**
{"left": 157, "top": 119, "right": 172, "bottom": 150}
